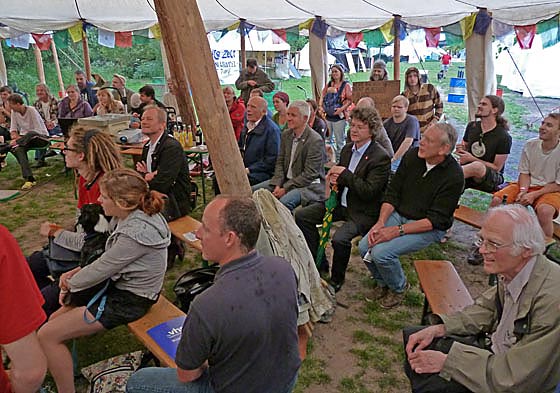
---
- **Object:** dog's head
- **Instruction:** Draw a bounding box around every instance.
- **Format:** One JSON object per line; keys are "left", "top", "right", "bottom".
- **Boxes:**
{"left": 77, "top": 204, "right": 110, "bottom": 234}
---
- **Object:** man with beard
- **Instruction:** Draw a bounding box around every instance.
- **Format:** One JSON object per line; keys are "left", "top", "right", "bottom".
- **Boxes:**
{"left": 74, "top": 70, "right": 98, "bottom": 108}
{"left": 457, "top": 95, "right": 512, "bottom": 264}
{"left": 369, "top": 59, "right": 389, "bottom": 81}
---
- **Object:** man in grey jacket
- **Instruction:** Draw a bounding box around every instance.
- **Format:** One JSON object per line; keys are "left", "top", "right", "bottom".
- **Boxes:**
{"left": 404, "top": 204, "right": 560, "bottom": 393}
{"left": 253, "top": 100, "right": 325, "bottom": 211}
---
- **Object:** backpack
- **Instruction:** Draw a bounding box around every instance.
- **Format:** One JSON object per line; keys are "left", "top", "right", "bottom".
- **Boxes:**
{"left": 173, "top": 265, "right": 219, "bottom": 312}
{"left": 322, "top": 81, "right": 347, "bottom": 118}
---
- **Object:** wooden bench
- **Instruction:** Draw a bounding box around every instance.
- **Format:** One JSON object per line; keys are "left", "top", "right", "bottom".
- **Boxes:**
{"left": 414, "top": 260, "right": 474, "bottom": 325}
{"left": 168, "top": 215, "right": 203, "bottom": 252}
{"left": 128, "top": 295, "right": 185, "bottom": 368}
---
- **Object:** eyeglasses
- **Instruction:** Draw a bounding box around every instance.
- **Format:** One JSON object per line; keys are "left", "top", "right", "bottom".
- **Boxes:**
{"left": 474, "top": 235, "right": 512, "bottom": 253}
{"left": 62, "top": 144, "right": 79, "bottom": 153}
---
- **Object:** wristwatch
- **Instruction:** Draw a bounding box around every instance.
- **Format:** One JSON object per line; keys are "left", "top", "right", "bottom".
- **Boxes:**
{"left": 398, "top": 225, "right": 405, "bottom": 236}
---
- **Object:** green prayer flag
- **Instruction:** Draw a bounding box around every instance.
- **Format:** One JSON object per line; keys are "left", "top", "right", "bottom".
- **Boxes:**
{"left": 132, "top": 35, "right": 151, "bottom": 45}
{"left": 363, "top": 30, "right": 386, "bottom": 48}
{"left": 286, "top": 31, "right": 300, "bottom": 48}
{"left": 537, "top": 16, "right": 559, "bottom": 48}
{"left": 53, "top": 30, "right": 70, "bottom": 49}
{"left": 445, "top": 32, "right": 463, "bottom": 46}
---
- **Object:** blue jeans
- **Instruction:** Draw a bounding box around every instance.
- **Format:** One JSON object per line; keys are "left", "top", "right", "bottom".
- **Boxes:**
{"left": 126, "top": 367, "right": 298, "bottom": 393}
{"left": 252, "top": 179, "right": 302, "bottom": 211}
{"left": 326, "top": 119, "right": 346, "bottom": 160}
{"left": 358, "top": 211, "right": 445, "bottom": 292}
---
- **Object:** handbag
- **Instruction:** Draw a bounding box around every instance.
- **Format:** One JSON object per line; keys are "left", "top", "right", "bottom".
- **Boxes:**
{"left": 43, "top": 238, "right": 82, "bottom": 278}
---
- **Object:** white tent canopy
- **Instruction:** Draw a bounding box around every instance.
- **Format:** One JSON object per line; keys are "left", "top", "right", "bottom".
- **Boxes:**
{"left": 1, "top": 0, "right": 559, "bottom": 34}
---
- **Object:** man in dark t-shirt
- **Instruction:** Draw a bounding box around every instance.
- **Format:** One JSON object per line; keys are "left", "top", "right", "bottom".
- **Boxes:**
{"left": 127, "top": 197, "right": 301, "bottom": 393}
{"left": 457, "top": 95, "right": 512, "bottom": 193}
{"left": 384, "top": 95, "right": 420, "bottom": 170}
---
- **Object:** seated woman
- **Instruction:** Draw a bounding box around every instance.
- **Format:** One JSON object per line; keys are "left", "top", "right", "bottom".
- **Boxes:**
{"left": 38, "top": 168, "right": 170, "bottom": 393}
{"left": 30, "top": 127, "right": 122, "bottom": 316}
{"left": 272, "top": 91, "right": 289, "bottom": 130}
{"left": 58, "top": 84, "right": 93, "bottom": 119}
{"left": 93, "top": 88, "right": 125, "bottom": 115}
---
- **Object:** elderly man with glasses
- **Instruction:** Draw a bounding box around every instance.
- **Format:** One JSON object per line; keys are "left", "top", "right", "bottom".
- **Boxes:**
{"left": 403, "top": 204, "right": 560, "bottom": 393}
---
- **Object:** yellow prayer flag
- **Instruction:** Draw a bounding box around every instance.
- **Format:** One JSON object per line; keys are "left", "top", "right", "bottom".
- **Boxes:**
{"left": 227, "top": 21, "right": 240, "bottom": 31}
{"left": 298, "top": 19, "right": 314, "bottom": 31}
{"left": 460, "top": 13, "right": 477, "bottom": 41}
{"left": 149, "top": 23, "right": 161, "bottom": 40}
{"left": 68, "top": 22, "right": 83, "bottom": 43}
{"left": 379, "top": 19, "right": 394, "bottom": 43}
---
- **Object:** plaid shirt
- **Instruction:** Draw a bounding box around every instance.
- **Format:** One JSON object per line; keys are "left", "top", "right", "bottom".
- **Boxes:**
{"left": 33, "top": 95, "right": 59, "bottom": 125}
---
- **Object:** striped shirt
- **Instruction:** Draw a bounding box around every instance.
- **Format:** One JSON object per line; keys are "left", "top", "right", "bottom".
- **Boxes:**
{"left": 402, "top": 83, "right": 443, "bottom": 133}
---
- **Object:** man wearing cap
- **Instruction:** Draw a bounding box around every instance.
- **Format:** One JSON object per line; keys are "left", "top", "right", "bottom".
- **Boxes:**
{"left": 235, "top": 58, "right": 275, "bottom": 105}
{"left": 369, "top": 60, "right": 389, "bottom": 81}
{"left": 112, "top": 74, "right": 135, "bottom": 113}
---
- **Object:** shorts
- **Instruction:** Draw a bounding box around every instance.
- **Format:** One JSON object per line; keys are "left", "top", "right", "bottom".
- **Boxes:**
{"left": 87, "top": 284, "right": 156, "bottom": 329}
{"left": 494, "top": 183, "right": 560, "bottom": 218}
{"left": 465, "top": 167, "right": 504, "bottom": 193}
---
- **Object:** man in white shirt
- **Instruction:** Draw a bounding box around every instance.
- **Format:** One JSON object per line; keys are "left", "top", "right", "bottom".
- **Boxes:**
{"left": 8, "top": 94, "right": 49, "bottom": 190}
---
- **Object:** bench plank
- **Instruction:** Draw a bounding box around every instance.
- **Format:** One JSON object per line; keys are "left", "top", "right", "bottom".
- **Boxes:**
{"left": 168, "top": 216, "right": 203, "bottom": 252}
{"left": 128, "top": 296, "right": 185, "bottom": 368}
{"left": 414, "top": 260, "right": 474, "bottom": 322}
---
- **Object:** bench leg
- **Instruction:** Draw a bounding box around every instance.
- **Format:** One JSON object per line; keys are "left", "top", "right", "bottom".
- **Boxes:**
{"left": 421, "top": 297, "right": 430, "bottom": 325}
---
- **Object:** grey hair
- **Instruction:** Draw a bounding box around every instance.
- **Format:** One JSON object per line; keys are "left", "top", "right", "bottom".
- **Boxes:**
{"left": 486, "top": 204, "right": 545, "bottom": 256}
{"left": 356, "top": 96, "right": 375, "bottom": 109}
{"left": 433, "top": 123, "right": 457, "bottom": 155}
{"left": 289, "top": 100, "right": 310, "bottom": 120}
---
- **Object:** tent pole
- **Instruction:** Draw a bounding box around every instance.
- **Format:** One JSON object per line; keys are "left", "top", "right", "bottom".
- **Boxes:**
{"left": 154, "top": 0, "right": 251, "bottom": 196}
{"left": 393, "top": 15, "right": 401, "bottom": 81}
{"left": 240, "top": 19, "right": 246, "bottom": 70}
{"left": 0, "top": 42, "right": 7, "bottom": 86}
{"left": 309, "top": 17, "right": 328, "bottom": 102}
{"left": 81, "top": 31, "right": 92, "bottom": 81}
{"left": 50, "top": 39, "right": 65, "bottom": 98}
{"left": 158, "top": 22, "right": 198, "bottom": 130}
{"left": 160, "top": 40, "right": 172, "bottom": 82}
{"left": 33, "top": 44, "right": 46, "bottom": 84}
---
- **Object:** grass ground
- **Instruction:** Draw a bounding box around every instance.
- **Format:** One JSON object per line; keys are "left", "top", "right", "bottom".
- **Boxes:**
{"left": 0, "top": 61, "right": 556, "bottom": 392}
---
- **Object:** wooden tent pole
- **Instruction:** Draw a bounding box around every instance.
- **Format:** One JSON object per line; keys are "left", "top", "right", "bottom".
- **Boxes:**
{"left": 33, "top": 44, "right": 46, "bottom": 84}
{"left": 154, "top": 0, "right": 251, "bottom": 196}
{"left": 159, "top": 26, "right": 198, "bottom": 130}
{"left": 0, "top": 42, "right": 7, "bottom": 86}
{"left": 240, "top": 19, "right": 247, "bottom": 70}
{"left": 50, "top": 39, "right": 65, "bottom": 98}
{"left": 393, "top": 15, "right": 401, "bottom": 81}
{"left": 81, "top": 32, "right": 92, "bottom": 81}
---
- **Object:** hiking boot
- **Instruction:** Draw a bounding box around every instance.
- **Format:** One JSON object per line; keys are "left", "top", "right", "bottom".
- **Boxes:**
{"left": 369, "top": 285, "right": 389, "bottom": 301}
{"left": 467, "top": 246, "right": 484, "bottom": 265}
{"left": 380, "top": 282, "right": 410, "bottom": 309}
{"left": 21, "top": 181, "right": 36, "bottom": 190}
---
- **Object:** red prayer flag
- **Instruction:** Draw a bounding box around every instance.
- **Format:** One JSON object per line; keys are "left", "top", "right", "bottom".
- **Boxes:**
{"left": 115, "top": 31, "right": 132, "bottom": 48}
{"left": 515, "top": 25, "right": 536, "bottom": 49}
{"left": 424, "top": 28, "right": 441, "bottom": 47}
{"left": 32, "top": 33, "right": 52, "bottom": 51}
{"left": 272, "top": 29, "right": 287, "bottom": 43}
{"left": 346, "top": 32, "right": 363, "bottom": 49}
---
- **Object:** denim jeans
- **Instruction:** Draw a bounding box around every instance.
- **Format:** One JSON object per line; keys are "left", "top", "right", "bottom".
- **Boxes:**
{"left": 126, "top": 367, "right": 298, "bottom": 393}
{"left": 358, "top": 211, "right": 445, "bottom": 292}
{"left": 326, "top": 119, "right": 346, "bottom": 161}
{"left": 252, "top": 179, "right": 302, "bottom": 211}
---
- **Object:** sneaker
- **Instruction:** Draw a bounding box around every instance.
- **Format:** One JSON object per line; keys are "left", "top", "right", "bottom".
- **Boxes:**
{"left": 380, "top": 282, "right": 410, "bottom": 309}
{"left": 21, "top": 181, "right": 36, "bottom": 190}
{"left": 467, "top": 246, "right": 484, "bottom": 265}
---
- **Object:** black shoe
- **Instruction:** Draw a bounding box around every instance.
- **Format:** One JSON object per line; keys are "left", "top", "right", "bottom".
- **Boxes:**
{"left": 467, "top": 247, "right": 483, "bottom": 265}
{"left": 329, "top": 279, "right": 343, "bottom": 293}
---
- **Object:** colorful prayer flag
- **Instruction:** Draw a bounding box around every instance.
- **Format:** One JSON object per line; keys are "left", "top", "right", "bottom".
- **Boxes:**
{"left": 460, "top": 13, "right": 477, "bottom": 41}
{"left": 272, "top": 29, "right": 287, "bottom": 43}
{"left": 363, "top": 30, "right": 386, "bottom": 48}
{"left": 515, "top": 25, "right": 537, "bottom": 49}
{"left": 115, "top": 31, "right": 132, "bottom": 48}
{"left": 53, "top": 30, "right": 70, "bottom": 49}
{"left": 311, "top": 17, "right": 328, "bottom": 39}
{"left": 149, "top": 23, "right": 161, "bottom": 40}
{"left": 424, "top": 28, "right": 440, "bottom": 47}
{"left": 68, "top": 22, "right": 84, "bottom": 43}
{"left": 537, "top": 16, "right": 560, "bottom": 48}
{"left": 31, "top": 33, "right": 52, "bottom": 50}
{"left": 379, "top": 20, "right": 394, "bottom": 43}
{"left": 346, "top": 32, "right": 363, "bottom": 49}
{"left": 473, "top": 10, "right": 492, "bottom": 35}
{"left": 98, "top": 28, "right": 115, "bottom": 48}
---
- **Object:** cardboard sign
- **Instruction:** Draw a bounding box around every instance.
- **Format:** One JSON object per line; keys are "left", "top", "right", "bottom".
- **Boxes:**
{"left": 352, "top": 80, "right": 401, "bottom": 119}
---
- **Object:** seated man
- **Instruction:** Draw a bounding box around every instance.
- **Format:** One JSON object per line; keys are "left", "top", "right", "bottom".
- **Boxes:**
{"left": 404, "top": 204, "right": 560, "bottom": 393}
{"left": 111, "top": 74, "right": 134, "bottom": 112}
{"left": 358, "top": 123, "right": 464, "bottom": 308}
{"left": 135, "top": 85, "right": 166, "bottom": 119}
{"left": 135, "top": 105, "right": 191, "bottom": 266}
{"left": 239, "top": 96, "right": 280, "bottom": 186}
{"left": 355, "top": 97, "right": 394, "bottom": 158}
{"left": 8, "top": 93, "right": 49, "bottom": 189}
{"left": 74, "top": 69, "right": 98, "bottom": 108}
{"left": 253, "top": 100, "right": 325, "bottom": 211}
{"left": 491, "top": 113, "right": 560, "bottom": 239}
{"left": 126, "top": 196, "right": 301, "bottom": 393}
{"left": 457, "top": 95, "right": 511, "bottom": 193}
{"left": 295, "top": 106, "right": 391, "bottom": 291}
{"left": 383, "top": 95, "right": 420, "bottom": 170}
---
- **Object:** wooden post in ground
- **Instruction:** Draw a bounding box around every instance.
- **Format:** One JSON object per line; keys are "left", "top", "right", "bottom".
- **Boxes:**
{"left": 158, "top": 28, "right": 198, "bottom": 130}
{"left": 50, "top": 40, "right": 65, "bottom": 98}
{"left": 33, "top": 44, "right": 46, "bottom": 83}
{"left": 81, "top": 32, "right": 92, "bottom": 81}
{"left": 240, "top": 19, "right": 246, "bottom": 70}
{"left": 393, "top": 15, "right": 401, "bottom": 81}
{"left": 154, "top": 0, "right": 251, "bottom": 196}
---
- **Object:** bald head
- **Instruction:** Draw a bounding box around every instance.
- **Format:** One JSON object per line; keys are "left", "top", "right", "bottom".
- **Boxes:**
{"left": 356, "top": 96, "right": 375, "bottom": 109}
{"left": 247, "top": 96, "right": 268, "bottom": 122}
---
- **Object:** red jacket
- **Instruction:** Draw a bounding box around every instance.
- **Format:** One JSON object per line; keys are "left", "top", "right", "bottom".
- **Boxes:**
{"left": 229, "top": 99, "right": 246, "bottom": 141}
